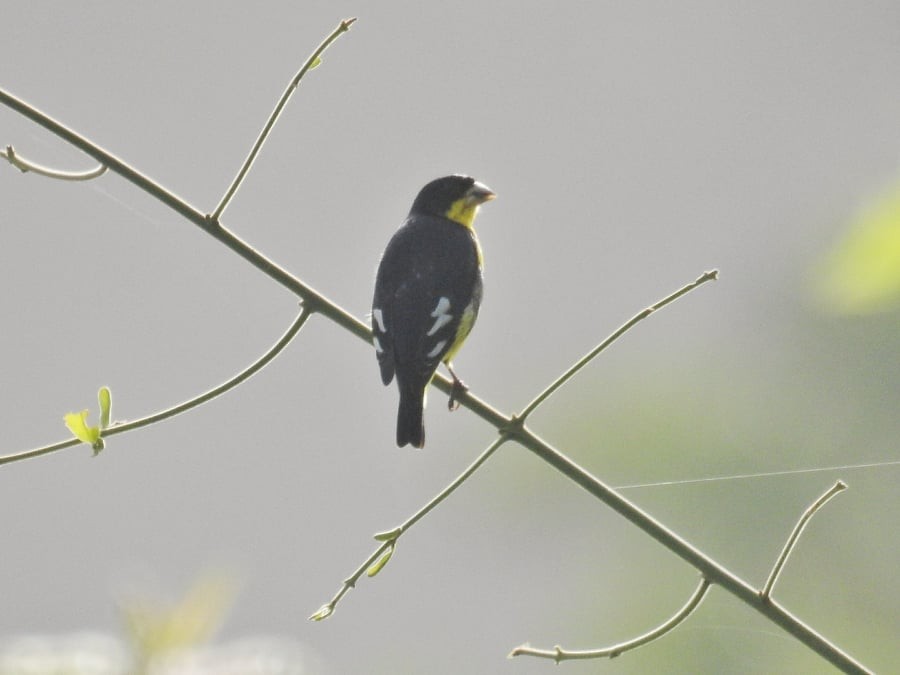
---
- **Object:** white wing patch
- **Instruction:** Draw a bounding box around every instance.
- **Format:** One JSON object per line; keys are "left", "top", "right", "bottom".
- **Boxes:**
{"left": 426, "top": 297, "right": 453, "bottom": 336}
{"left": 373, "top": 336, "right": 384, "bottom": 353}
{"left": 372, "top": 308, "right": 386, "bottom": 333}
{"left": 426, "top": 339, "right": 447, "bottom": 359}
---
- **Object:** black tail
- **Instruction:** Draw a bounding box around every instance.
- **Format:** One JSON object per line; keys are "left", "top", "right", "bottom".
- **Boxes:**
{"left": 396, "top": 383, "right": 425, "bottom": 448}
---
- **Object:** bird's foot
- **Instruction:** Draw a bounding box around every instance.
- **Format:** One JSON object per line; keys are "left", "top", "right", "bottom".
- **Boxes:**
{"left": 448, "top": 372, "right": 468, "bottom": 411}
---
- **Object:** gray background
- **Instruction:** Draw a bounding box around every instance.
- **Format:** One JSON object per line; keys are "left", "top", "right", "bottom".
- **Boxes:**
{"left": 1, "top": 1, "right": 898, "bottom": 673}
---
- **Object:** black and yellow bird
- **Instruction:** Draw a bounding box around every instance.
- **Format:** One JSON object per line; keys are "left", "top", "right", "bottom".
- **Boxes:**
{"left": 372, "top": 175, "right": 495, "bottom": 448}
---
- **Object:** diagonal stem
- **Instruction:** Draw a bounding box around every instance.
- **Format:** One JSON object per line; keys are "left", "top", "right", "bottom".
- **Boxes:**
{"left": 761, "top": 480, "right": 847, "bottom": 599}
{"left": 312, "top": 435, "right": 508, "bottom": 619}
{"left": 518, "top": 269, "right": 718, "bottom": 421}
{"left": 210, "top": 18, "right": 356, "bottom": 221}
{"left": 393, "top": 435, "right": 507, "bottom": 535}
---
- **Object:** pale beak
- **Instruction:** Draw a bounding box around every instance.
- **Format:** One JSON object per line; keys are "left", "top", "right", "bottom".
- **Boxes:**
{"left": 466, "top": 181, "right": 496, "bottom": 205}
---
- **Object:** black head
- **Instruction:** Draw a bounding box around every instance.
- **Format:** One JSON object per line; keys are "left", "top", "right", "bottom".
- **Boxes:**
{"left": 409, "top": 175, "right": 495, "bottom": 219}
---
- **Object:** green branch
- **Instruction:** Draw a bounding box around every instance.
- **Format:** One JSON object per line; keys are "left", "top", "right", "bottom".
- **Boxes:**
{"left": 518, "top": 270, "right": 718, "bottom": 420}
{"left": 509, "top": 577, "right": 712, "bottom": 661}
{"left": 0, "top": 308, "right": 311, "bottom": 465}
{"left": 761, "top": 480, "right": 847, "bottom": 599}
{"left": 311, "top": 436, "right": 508, "bottom": 619}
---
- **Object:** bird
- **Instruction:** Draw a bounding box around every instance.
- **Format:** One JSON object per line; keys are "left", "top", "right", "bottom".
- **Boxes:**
{"left": 372, "top": 175, "right": 495, "bottom": 448}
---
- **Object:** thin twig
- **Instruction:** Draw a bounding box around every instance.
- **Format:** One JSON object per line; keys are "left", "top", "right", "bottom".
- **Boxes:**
{"left": 210, "top": 17, "right": 356, "bottom": 222}
{"left": 311, "top": 435, "right": 508, "bottom": 619}
{"left": 3, "top": 144, "right": 107, "bottom": 180}
{"left": 309, "top": 540, "right": 393, "bottom": 621}
{"left": 394, "top": 435, "right": 507, "bottom": 533}
{"left": 0, "top": 308, "right": 312, "bottom": 465}
{"left": 761, "top": 480, "right": 848, "bottom": 599}
{"left": 509, "top": 577, "right": 712, "bottom": 662}
{"left": 518, "top": 270, "right": 719, "bottom": 421}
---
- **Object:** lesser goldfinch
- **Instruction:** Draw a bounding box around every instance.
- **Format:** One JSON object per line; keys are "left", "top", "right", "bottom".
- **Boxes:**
{"left": 372, "top": 175, "right": 496, "bottom": 448}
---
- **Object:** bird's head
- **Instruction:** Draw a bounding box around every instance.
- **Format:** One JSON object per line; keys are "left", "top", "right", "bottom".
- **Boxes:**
{"left": 410, "top": 175, "right": 496, "bottom": 229}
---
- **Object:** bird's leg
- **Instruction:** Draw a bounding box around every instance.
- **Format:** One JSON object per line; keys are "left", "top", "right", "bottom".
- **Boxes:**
{"left": 446, "top": 363, "right": 468, "bottom": 411}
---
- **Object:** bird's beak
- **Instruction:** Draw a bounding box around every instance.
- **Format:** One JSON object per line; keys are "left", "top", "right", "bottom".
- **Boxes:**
{"left": 466, "top": 181, "right": 496, "bottom": 206}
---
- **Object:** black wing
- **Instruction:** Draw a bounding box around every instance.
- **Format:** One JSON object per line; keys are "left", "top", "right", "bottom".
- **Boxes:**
{"left": 372, "top": 216, "right": 481, "bottom": 390}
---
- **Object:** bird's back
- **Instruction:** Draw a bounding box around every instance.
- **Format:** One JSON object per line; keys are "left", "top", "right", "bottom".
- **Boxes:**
{"left": 373, "top": 215, "right": 482, "bottom": 388}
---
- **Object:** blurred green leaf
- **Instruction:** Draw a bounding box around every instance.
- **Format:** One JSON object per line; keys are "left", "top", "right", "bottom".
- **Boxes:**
{"left": 816, "top": 182, "right": 900, "bottom": 314}
{"left": 121, "top": 573, "right": 236, "bottom": 664}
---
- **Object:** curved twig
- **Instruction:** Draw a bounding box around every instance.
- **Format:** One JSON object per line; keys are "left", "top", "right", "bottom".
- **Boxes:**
{"left": 0, "top": 307, "right": 312, "bottom": 465}
{"left": 509, "top": 577, "right": 712, "bottom": 662}
{"left": 761, "top": 480, "right": 847, "bottom": 599}
{"left": 3, "top": 144, "right": 107, "bottom": 180}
